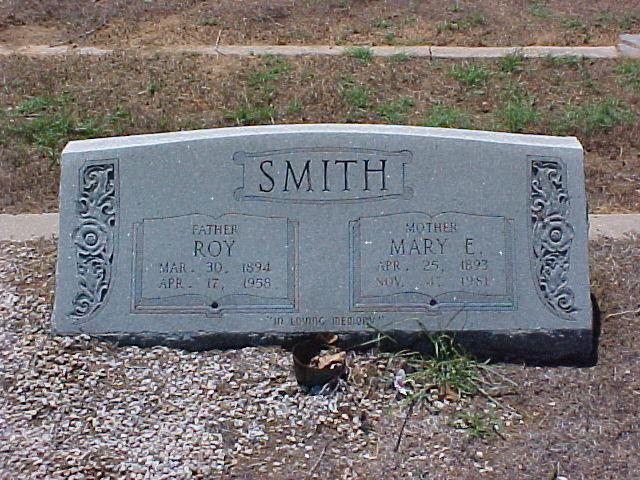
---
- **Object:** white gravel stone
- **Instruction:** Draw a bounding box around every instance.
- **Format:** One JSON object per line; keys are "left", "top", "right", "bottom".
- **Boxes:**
{"left": 0, "top": 240, "right": 408, "bottom": 479}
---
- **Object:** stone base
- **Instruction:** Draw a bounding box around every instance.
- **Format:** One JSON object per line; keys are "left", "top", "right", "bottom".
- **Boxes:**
{"left": 90, "top": 327, "right": 595, "bottom": 367}
{"left": 64, "top": 296, "right": 600, "bottom": 368}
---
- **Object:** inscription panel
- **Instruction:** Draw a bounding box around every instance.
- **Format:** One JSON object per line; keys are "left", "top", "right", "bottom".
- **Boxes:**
{"left": 350, "top": 212, "right": 515, "bottom": 312}
{"left": 132, "top": 213, "right": 298, "bottom": 315}
{"left": 234, "top": 147, "right": 412, "bottom": 203}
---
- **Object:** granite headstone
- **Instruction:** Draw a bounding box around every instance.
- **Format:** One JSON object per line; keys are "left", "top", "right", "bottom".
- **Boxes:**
{"left": 52, "top": 125, "right": 595, "bottom": 364}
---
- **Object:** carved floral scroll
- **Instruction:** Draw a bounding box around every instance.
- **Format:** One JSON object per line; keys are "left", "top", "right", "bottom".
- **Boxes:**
{"left": 530, "top": 157, "right": 577, "bottom": 319}
{"left": 70, "top": 160, "right": 118, "bottom": 320}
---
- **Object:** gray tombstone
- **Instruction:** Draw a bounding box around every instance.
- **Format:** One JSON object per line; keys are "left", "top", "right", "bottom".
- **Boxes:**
{"left": 52, "top": 125, "right": 595, "bottom": 364}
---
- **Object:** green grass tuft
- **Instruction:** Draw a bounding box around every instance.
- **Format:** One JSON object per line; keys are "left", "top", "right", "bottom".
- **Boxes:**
{"left": 225, "top": 103, "right": 275, "bottom": 126}
{"left": 12, "top": 95, "right": 60, "bottom": 115}
{"left": 562, "top": 17, "right": 585, "bottom": 29}
{"left": 495, "top": 87, "right": 539, "bottom": 133}
{"left": 403, "top": 333, "right": 483, "bottom": 402}
{"left": 247, "top": 56, "right": 291, "bottom": 87}
{"left": 500, "top": 52, "right": 525, "bottom": 73}
{"left": 226, "top": 56, "right": 290, "bottom": 126}
{"left": 422, "top": 104, "right": 470, "bottom": 128}
{"left": 383, "top": 32, "right": 396, "bottom": 45}
{"left": 374, "top": 19, "right": 392, "bottom": 29}
{"left": 3, "top": 94, "right": 125, "bottom": 163}
{"left": 437, "top": 13, "right": 486, "bottom": 32}
{"left": 376, "top": 97, "right": 415, "bottom": 123}
{"left": 614, "top": 60, "right": 640, "bottom": 90}
{"left": 341, "top": 80, "right": 370, "bottom": 109}
{"left": 146, "top": 80, "right": 159, "bottom": 96}
{"left": 528, "top": 0, "right": 552, "bottom": 18}
{"left": 595, "top": 10, "right": 614, "bottom": 23}
{"left": 552, "top": 98, "right": 634, "bottom": 135}
{"left": 452, "top": 411, "right": 500, "bottom": 438}
{"left": 544, "top": 55, "right": 582, "bottom": 67}
{"left": 450, "top": 63, "right": 491, "bottom": 87}
{"left": 391, "top": 52, "right": 410, "bottom": 63}
{"left": 619, "top": 13, "right": 640, "bottom": 31}
{"left": 347, "top": 46, "right": 374, "bottom": 63}
{"left": 197, "top": 17, "right": 220, "bottom": 27}
{"left": 285, "top": 98, "right": 303, "bottom": 115}
{"left": 365, "top": 324, "right": 517, "bottom": 416}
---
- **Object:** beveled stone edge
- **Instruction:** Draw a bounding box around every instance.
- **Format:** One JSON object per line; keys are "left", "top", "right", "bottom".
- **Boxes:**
{"left": 61, "top": 125, "right": 582, "bottom": 153}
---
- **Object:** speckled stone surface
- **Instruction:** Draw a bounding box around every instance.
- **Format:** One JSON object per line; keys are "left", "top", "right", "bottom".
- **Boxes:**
{"left": 52, "top": 125, "right": 594, "bottom": 363}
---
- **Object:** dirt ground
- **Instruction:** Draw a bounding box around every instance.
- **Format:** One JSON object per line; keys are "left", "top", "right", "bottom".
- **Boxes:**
{"left": 0, "top": 0, "right": 639, "bottom": 48}
{"left": 1, "top": 53, "right": 638, "bottom": 215}
{"left": 0, "top": 234, "right": 638, "bottom": 479}
{"left": 1, "top": 4, "right": 639, "bottom": 479}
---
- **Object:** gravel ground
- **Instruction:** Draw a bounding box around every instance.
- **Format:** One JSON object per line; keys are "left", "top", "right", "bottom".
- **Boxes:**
{"left": 1, "top": 236, "right": 639, "bottom": 479}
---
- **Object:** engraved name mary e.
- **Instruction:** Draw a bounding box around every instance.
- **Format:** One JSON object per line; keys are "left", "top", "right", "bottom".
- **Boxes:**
{"left": 350, "top": 212, "right": 515, "bottom": 312}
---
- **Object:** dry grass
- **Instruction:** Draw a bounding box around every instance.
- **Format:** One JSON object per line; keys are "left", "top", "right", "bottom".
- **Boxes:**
{"left": 1, "top": 53, "right": 638, "bottom": 214}
{"left": 0, "top": 0, "right": 639, "bottom": 48}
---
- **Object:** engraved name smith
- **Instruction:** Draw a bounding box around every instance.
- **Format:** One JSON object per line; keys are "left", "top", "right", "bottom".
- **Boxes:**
{"left": 234, "top": 147, "right": 412, "bottom": 203}
{"left": 258, "top": 157, "right": 389, "bottom": 193}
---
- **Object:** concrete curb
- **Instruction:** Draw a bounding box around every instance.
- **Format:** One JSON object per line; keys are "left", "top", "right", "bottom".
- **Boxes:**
{"left": 0, "top": 45, "right": 113, "bottom": 56}
{"left": 589, "top": 214, "right": 640, "bottom": 239}
{"left": 0, "top": 213, "right": 59, "bottom": 242}
{"left": 619, "top": 34, "right": 640, "bottom": 59}
{"left": 0, "top": 43, "right": 630, "bottom": 59}
{"left": 172, "top": 45, "right": 621, "bottom": 59}
{"left": 0, "top": 213, "right": 638, "bottom": 242}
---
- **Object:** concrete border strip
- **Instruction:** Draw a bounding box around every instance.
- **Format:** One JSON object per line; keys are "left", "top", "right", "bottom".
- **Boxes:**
{"left": 0, "top": 213, "right": 59, "bottom": 242}
{"left": 619, "top": 34, "right": 640, "bottom": 59}
{"left": 0, "top": 45, "right": 114, "bottom": 56}
{"left": 0, "top": 43, "right": 629, "bottom": 59}
{"left": 0, "top": 213, "right": 638, "bottom": 242}
{"left": 589, "top": 214, "right": 640, "bottom": 239}
{"left": 430, "top": 46, "right": 619, "bottom": 58}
